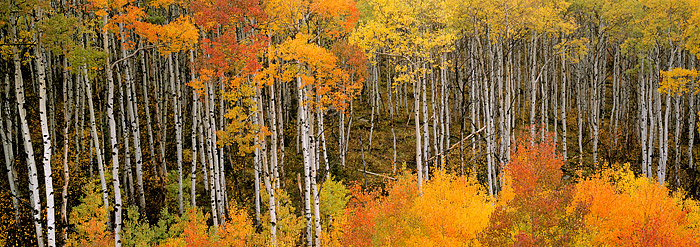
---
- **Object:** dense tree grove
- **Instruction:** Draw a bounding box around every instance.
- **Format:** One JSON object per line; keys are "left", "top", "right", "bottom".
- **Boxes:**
{"left": 1, "top": 0, "right": 700, "bottom": 246}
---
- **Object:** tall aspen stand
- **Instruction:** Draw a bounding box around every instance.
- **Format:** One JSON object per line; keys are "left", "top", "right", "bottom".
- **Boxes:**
{"left": 103, "top": 9, "right": 123, "bottom": 246}
{"left": 12, "top": 15, "right": 45, "bottom": 247}
{"left": 297, "top": 75, "right": 313, "bottom": 247}
{"left": 34, "top": 8, "right": 56, "bottom": 246}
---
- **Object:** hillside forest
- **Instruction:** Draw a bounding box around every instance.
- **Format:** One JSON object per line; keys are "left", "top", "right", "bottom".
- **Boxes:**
{"left": 2, "top": 0, "right": 700, "bottom": 246}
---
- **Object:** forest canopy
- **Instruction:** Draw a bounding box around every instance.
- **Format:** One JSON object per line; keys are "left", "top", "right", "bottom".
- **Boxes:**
{"left": 2, "top": 0, "right": 700, "bottom": 246}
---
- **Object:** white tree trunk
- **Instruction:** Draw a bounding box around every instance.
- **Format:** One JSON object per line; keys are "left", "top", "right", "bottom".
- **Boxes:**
{"left": 413, "top": 65, "right": 423, "bottom": 193}
{"left": 103, "top": 13, "right": 123, "bottom": 246}
{"left": 1, "top": 75, "right": 20, "bottom": 223}
{"left": 298, "top": 75, "right": 313, "bottom": 247}
{"left": 12, "top": 15, "right": 45, "bottom": 247}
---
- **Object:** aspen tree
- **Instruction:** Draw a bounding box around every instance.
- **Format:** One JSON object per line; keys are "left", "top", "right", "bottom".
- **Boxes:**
{"left": 11, "top": 15, "right": 45, "bottom": 247}
{"left": 34, "top": 10, "right": 56, "bottom": 246}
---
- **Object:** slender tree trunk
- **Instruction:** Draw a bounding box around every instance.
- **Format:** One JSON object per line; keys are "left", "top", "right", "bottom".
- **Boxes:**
{"left": 35, "top": 31, "right": 57, "bottom": 247}
{"left": 298, "top": 75, "right": 313, "bottom": 247}
{"left": 202, "top": 85, "right": 218, "bottom": 227}
{"left": 413, "top": 64, "right": 424, "bottom": 193}
{"left": 1, "top": 75, "right": 20, "bottom": 223}
{"left": 85, "top": 70, "right": 110, "bottom": 208}
{"left": 103, "top": 13, "right": 123, "bottom": 246}
{"left": 561, "top": 56, "right": 568, "bottom": 160}
{"left": 140, "top": 48, "right": 156, "bottom": 171}
{"left": 12, "top": 15, "right": 45, "bottom": 247}
{"left": 190, "top": 50, "right": 198, "bottom": 208}
{"left": 169, "top": 54, "right": 184, "bottom": 215}
{"left": 674, "top": 95, "right": 681, "bottom": 186}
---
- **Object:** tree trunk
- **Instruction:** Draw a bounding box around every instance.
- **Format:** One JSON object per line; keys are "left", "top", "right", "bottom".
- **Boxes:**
{"left": 103, "top": 13, "right": 123, "bottom": 246}
{"left": 12, "top": 15, "right": 45, "bottom": 247}
{"left": 298, "top": 75, "right": 313, "bottom": 247}
{"left": 2, "top": 75, "right": 20, "bottom": 224}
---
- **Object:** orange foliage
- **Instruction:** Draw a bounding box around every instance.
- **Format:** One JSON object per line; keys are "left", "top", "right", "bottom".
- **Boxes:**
{"left": 482, "top": 129, "right": 583, "bottom": 246}
{"left": 339, "top": 171, "right": 493, "bottom": 246}
{"left": 571, "top": 165, "right": 700, "bottom": 246}
{"left": 66, "top": 183, "right": 114, "bottom": 247}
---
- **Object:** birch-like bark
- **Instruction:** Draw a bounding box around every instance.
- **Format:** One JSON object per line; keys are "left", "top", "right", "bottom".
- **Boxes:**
{"left": 124, "top": 37, "right": 146, "bottom": 213}
{"left": 413, "top": 64, "right": 424, "bottom": 193}
{"left": 140, "top": 48, "right": 156, "bottom": 170}
{"left": 12, "top": 15, "right": 45, "bottom": 247}
{"left": 298, "top": 75, "right": 313, "bottom": 247}
{"left": 674, "top": 96, "right": 681, "bottom": 186}
{"left": 268, "top": 83, "right": 280, "bottom": 186}
{"left": 103, "top": 13, "right": 123, "bottom": 246}
{"left": 422, "top": 68, "right": 430, "bottom": 181}
{"left": 190, "top": 50, "right": 198, "bottom": 208}
{"left": 202, "top": 86, "right": 218, "bottom": 227}
{"left": 35, "top": 32, "right": 56, "bottom": 247}
{"left": 117, "top": 67, "right": 134, "bottom": 203}
{"left": 639, "top": 59, "right": 649, "bottom": 177}
{"left": 257, "top": 87, "right": 277, "bottom": 246}
{"left": 689, "top": 71, "right": 696, "bottom": 170}
{"left": 84, "top": 69, "right": 110, "bottom": 209}
{"left": 561, "top": 56, "right": 567, "bottom": 160}
{"left": 60, "top": 57, "right": 71, "bottom": 242}
{"left": 1, "top": 75, "right": 19, "bottom": 222}
{"left": 169, "top": 54, "right": 184, "bottom": 215}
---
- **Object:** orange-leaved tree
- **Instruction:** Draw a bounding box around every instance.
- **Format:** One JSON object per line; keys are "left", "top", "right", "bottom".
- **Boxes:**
{"left": 339, "top": 170, "right": 492, "bottom": 246}
{"left": 481, "top": 128, "right": 585, "bottom": 246}
{"left": 570, "top": 163, "right": 700, "bottom": 246}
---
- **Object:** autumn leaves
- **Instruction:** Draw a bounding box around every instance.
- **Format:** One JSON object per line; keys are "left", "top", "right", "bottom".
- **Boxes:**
{"left": 341, "top": 132, "right": 700, "bottom": 246}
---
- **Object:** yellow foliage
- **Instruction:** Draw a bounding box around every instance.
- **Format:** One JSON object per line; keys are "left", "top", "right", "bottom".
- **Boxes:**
{"left": 411, "top": 170, "right": 494, "bottom": 246}
{"left": 66, "top": 182, "right": 114, "bottom": 247}
{"left": 659, "top": 68, "right": 699, "bottom": 96}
